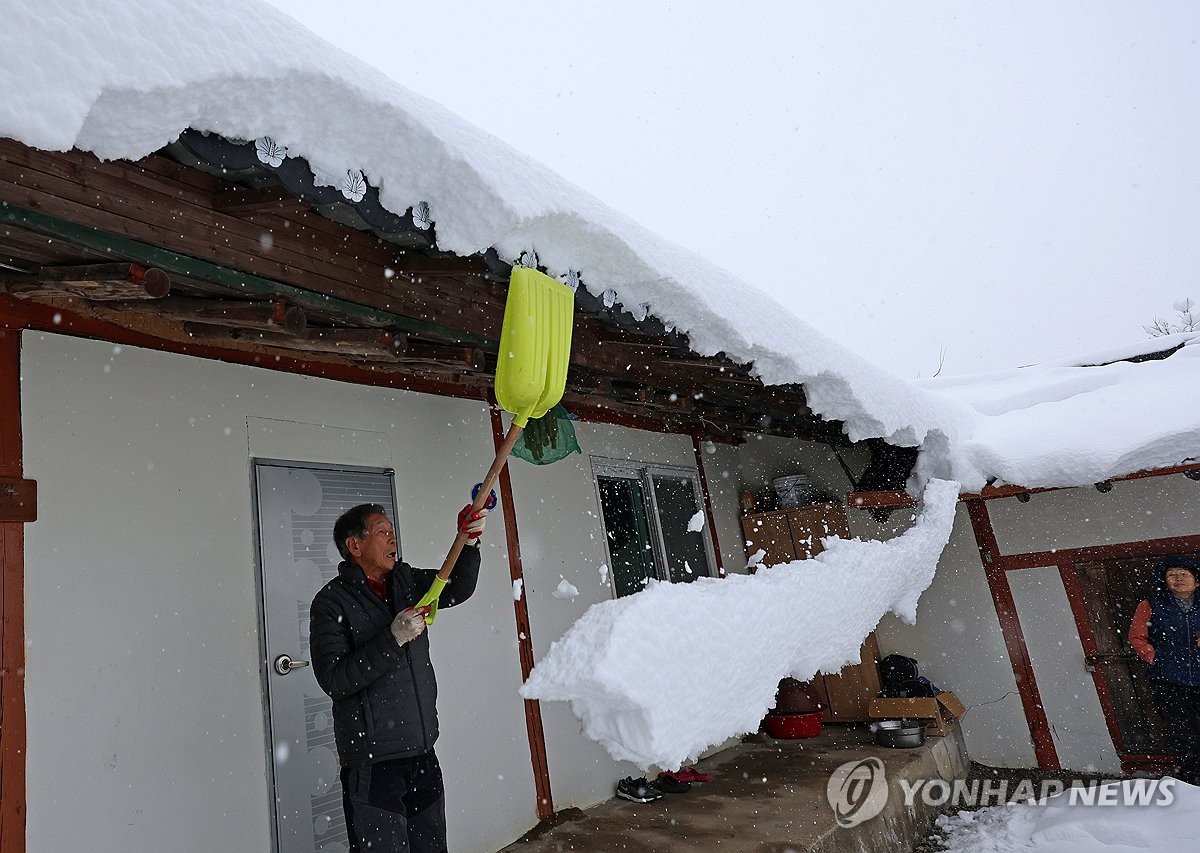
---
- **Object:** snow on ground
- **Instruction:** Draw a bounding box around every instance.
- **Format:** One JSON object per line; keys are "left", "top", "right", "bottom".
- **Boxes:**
{"left": 521, "top": 479, "right": 958, "bottom": 769}
{"left": 919, "top": 333, "right": 1200, "bottom": 491}
{"left": 936, "top": 779, "right": 1197, "bottom": 853}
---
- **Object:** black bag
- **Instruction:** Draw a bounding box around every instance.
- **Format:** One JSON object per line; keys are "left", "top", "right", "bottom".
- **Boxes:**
{"left": 878, "top": 654, "right": 938, "bottom": 698}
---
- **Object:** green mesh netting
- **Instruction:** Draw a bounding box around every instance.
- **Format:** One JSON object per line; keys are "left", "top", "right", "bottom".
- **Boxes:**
{"left": 511, "top": 404, "right": 581, "bottom": 465}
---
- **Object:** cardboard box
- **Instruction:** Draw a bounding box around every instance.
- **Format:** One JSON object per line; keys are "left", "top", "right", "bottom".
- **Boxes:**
{"left": 868, "top": 691, "right": 967, "bottom": 736}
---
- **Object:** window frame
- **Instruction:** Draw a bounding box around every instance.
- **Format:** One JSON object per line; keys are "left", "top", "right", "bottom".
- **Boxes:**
{"left": 591, "top": 456, "right": 717, "bottom": 597}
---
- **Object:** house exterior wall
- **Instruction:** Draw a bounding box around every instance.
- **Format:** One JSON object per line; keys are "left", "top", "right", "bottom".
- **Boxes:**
{"left": 881, "top": 479, "right": 1200, "bottom": 773}
{"left": 503, "top": 423, "right": 738, "bottom": 809}
{"left": 20, "top": 332, "right": 535, "bottom": 853}
{"left": 735, "top": 433, "right": 866, "bottom": 507}
{"left": 1007, "top": 565, "right": 1121, "bottom": 772}
{"left": 703, "top": 441, "right": 746, "bottom": 573}
{"left": 875, "top": 504, "right": 1039, "bottom": 768}
{"left": 988, "top": 475, "right": 1200, "bottom": 555}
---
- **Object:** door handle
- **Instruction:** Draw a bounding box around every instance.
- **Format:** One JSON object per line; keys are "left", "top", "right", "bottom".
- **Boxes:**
{"left": 273, "top": 654, "right": 311, "bottom": 676}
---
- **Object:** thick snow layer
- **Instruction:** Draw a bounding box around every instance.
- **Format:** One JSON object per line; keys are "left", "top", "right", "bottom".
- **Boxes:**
{"left": 937, "top": 779, "right": 1196, "bottom": 853}
{"left": 0, "top": 0, "right": 964, "bottom": 459}
{"left": 919, "top": 333, "right": 1200, "bottom": 491}
{"left": 4, "top": 2, "right": 1196, "bottom": 496}
{"left": 521, "top": 479, "right": 958, "bottom": 769}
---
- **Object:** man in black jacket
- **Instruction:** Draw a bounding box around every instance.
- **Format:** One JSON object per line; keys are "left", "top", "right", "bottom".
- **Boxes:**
{"left": 310, "top": 502, "right": 486, "bottom": 853}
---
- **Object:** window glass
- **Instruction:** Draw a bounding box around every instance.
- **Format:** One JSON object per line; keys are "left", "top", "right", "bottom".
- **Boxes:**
{"left": 650, "top": 473, "right": 712, "bottom": 584}
{"left": 597, "top": 475, "right": 657, "bottom": 598}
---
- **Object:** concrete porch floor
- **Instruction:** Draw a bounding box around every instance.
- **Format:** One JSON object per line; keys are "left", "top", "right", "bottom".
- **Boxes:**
{"left": 499, "top": 724, "right": 969, "bottom": 853}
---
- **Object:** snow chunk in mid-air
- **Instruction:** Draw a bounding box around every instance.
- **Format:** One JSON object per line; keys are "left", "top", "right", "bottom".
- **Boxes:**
{"left": 521, "top": 479, "right": 959, "bottom": 769}
{"left": 552, "top": 578, "right": 579, "bottom": 600}
{"left": 686, "top": 510, "right": 705, "bottom": 532}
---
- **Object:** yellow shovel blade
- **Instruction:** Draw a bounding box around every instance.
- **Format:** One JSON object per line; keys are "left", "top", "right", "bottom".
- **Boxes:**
{"left": 495, "top": 267, "right": 575, "bottom": 428}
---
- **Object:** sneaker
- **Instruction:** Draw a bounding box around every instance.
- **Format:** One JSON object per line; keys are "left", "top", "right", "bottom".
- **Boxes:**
{"left": 654, "top": 773, "right": 691, "bottom": 794}
{"left": 616, "top": 776, "right": 664, "bottom": 803}
{"left": 668, "top": 767, "right": 713, "bottom": 783}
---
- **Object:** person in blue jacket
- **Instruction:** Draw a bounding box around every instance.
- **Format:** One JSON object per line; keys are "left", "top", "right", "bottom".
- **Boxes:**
{"left": 1129, "top": 554, "right": 1200, "bottom": 784}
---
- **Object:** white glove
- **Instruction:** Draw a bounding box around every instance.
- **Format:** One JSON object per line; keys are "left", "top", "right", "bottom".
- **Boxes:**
{"left": 390, "top": 607, "right": 427, "bottom": 646}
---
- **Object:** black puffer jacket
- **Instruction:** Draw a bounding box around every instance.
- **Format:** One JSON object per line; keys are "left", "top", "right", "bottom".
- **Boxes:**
{"left": 309, "top": 547, "right": 480, "bottom": 767}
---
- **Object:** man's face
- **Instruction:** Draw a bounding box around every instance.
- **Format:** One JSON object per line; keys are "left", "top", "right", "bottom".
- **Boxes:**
{"left": 348, "top": 512, "right": 397, "bottom": 577}
{"left": 1165, "top": 567, "right": 1198, "bottom": 597}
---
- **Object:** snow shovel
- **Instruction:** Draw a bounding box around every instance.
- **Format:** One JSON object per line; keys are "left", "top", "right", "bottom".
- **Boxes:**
{"left": 415, "top": 266, "right": 575, "bottom": 622}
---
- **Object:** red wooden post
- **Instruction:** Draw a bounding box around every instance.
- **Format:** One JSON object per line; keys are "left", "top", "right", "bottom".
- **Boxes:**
{"left": 0, "top": 323, "right": 27, "bottom": 853}
{"left": 965, "top": 499, "right": 1061, "bottom": 770}
{"left": 487, "top": 402, "right": 555, "bottom": 821}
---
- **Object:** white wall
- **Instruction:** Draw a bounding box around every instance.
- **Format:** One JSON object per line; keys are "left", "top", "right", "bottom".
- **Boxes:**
{"left": 879, "top": 479, "right": 1200, "bottom": 773}
{"left": 20, "top": 333, "right": 535, "bottom": 853}
{"left": 988, "top": 475, "right": 1200, "bottom": 555}
{"left": 1008, "top": 566, "right": 1121, "bottom": 773}
{"left": 735, "top": 433, "right": 867, "bottom": 505}
{"left": 504, "top": 423, "right": 724, "bottom": 808}
{"left": 701, "top": 441, "right": 746, "bottom": 574}
{"left": 875, "top": 504, "right": 1039, "bottom": 768}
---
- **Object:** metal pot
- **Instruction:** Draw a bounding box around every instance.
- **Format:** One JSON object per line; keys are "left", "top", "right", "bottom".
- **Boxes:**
{"left": 869, "top": 718, "right": 927, "bottom": 748}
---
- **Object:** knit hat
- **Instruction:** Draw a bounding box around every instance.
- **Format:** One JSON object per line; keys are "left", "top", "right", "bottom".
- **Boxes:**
{"left": 1157, "top": 554, "right": 1200, "bottom": 584}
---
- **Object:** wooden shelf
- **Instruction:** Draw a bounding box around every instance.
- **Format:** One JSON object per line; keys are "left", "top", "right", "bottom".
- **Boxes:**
{"left": 742, "top": 502, "right": 880, "bottom": 722}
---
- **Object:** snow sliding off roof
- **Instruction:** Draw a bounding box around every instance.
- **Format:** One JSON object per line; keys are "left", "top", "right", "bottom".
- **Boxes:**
{"left": 0, "top": 0, "right": 962, "bottom": 456}
{"left": 4, "top": 0, "right": 1197, "bottom": 493}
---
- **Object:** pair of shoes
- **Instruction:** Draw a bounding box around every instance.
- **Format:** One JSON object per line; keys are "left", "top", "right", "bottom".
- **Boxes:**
{"left": 666, "top": 766, "right": 713, "bottom": 783}
{"left": 654, "top": 773, "right": 691, "bottom": 794}
{"left": 616, "top": 776, "right": 664, "bottom": 803}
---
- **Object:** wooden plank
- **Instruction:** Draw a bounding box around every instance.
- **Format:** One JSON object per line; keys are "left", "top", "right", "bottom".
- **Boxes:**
{"left": 821, "top": 634, "right": 882, "bottom": 722}
{"left": 1058, "top": 561, "right": 1129, "bottom": 754}
{"left": 996, "top": 535, "right": 1200, "bottom": 572}
{"left": 0, "top": 149, "right": 482, "bottom": 325}
{"left": 0, "top": 139, "right": 216, "bottom": 209}
{"left": 848, "top": 490, "right": 916, "bottom": 509}
{"left": 741, "top": 512, "right": 796, "bottom": 567}
{"left": 0, "top": 479, "right": 35, "bottom": 523}
{"left": 487, "top": 403, "right": 555, "bottom": 820}
{"left": 966, "top": 499, "right": 1061, "bottom": 770}
{"left": 0, "top": 180, "right": 491, "bottom": 337}
{"left": 0, "top": 157, "right": 386, "bottom": 292}
{"left": 0, "top": 326, "right": 24, "bottom": 853}
{"left": 1, "top": 143, "right": 488, "bottom": 306}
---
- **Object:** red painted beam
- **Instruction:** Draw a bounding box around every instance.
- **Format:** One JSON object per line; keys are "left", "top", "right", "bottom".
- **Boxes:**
{"left": 0, "top": 327, "right": 27, "bottom": 853}
{"left": 966, "top": 499, "right": 1061, "bottom": 770}
{"left": 488, "top": 402, "right": 554, "bottom": 821}
{"left": 995, "top": 535, "right": 1200, "bottom": 573}
{"left": 1056, "top": 561, "right": 1127, "bottom": 755}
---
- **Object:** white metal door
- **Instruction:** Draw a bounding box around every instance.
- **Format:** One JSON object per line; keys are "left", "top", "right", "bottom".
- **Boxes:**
{"left": 253, "top": 461, "right": 398, "bottom": 853}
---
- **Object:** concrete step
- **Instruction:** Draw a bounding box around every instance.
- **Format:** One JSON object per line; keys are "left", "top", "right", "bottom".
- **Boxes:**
{"left": 500, "top": 724, "right": 969, "bottom": 852}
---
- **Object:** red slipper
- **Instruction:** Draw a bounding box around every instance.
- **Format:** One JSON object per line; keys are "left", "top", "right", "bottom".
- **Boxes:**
{"left": 670, "top": 767, "right": 713, "bottom": 783}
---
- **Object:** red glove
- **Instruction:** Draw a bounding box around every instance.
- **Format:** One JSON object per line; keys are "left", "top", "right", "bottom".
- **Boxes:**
{"left": 458, "top": 504, "right": 487, "bottom": 539}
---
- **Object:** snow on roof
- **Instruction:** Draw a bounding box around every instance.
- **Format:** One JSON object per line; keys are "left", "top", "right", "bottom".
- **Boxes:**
{"left": 9, "top": 0, "right": 1197, "bottom": 773}
{"left": 0, "top": 0, "right": 965, "bottom": 458}
{"left": 918, "top": 333, "right": 1200, "bottom": 491}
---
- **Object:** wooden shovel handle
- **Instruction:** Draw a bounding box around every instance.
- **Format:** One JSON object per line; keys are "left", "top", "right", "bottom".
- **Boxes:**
{"left": 437, "top": 422, "right": 524, "bottom": 580}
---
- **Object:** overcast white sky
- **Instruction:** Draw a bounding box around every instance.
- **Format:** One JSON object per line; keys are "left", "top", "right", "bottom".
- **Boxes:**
{"left": 264, "top": 1, "right": 1198, "bottom": 378}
